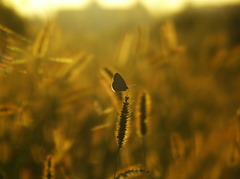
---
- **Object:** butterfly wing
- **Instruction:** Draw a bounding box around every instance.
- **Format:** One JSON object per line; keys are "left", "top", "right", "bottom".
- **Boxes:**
{"left": 111, "top": 73, "right": 128, "bottom": 92}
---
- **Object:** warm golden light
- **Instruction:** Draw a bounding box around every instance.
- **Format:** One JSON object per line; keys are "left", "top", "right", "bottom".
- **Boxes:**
{"left": 141, "top": 0, "right": 186, "bottom": 14}
{"left": 97, "top": 0, "right": 136, "bottom": 8}
{"left": 3, "top": 0, "right": 89, "bottom": 17}
{"left": 2, "top": 0, "right": 240, "bottom": 17}
{"left": 1, "top": 0, "right": 240, "bottom": 177}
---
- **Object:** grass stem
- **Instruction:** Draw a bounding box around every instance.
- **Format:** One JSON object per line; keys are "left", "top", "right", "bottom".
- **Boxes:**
{"left": 113, "top": 147, "right": 120, "bottom": 179}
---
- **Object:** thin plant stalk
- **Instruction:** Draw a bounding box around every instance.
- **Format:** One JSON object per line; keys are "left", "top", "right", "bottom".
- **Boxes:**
{"left": 113, "top": 147, "right": 120, "bottom": 179}
{"left": 142, "top": 137, "right": 147, "bottom": 168}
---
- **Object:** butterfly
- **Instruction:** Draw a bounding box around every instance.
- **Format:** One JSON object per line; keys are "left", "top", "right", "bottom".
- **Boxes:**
{"left": 111, "top": 73, "right": 128, "bottom": 92}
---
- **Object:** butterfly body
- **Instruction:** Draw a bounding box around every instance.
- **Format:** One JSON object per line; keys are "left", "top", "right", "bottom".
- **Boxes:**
{"left": 111, "top": 73, "right": 128, "bottom": 92}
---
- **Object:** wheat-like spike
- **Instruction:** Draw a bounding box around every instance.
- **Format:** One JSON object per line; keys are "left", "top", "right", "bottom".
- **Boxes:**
{"left": 0, "top": 104, "right": 21, "bottom": 116}
{"left": 237, "top": 108, "right": 240, "bottom": 120}
{"left": 43, "top": 155, "right": 54, "bottom": 179}
{"left": 115, "top": 95, "right": 131, "bottom": 149}
{"left": 103, "top": 67, "right": 114, "bottom": 78}
{"left": 0, "top": 24, "right": 31, "bottom": 43}
{"left": 136, "top": 91, "right": 151, "bottom": 137}
{"left": 33, "top": 22, "right": 54, "bottom": 58}
{"left": 115, "top": 167, "right": 149, "bottom": 179}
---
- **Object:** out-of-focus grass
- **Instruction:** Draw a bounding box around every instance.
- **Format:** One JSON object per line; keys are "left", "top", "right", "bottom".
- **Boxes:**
{"left": 1, "top": 3, "right": 240, "bottom": 179}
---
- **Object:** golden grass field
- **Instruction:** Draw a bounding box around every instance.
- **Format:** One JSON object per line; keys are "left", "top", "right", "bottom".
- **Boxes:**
{"left": 1, "top": 3, "right": 240, "bottom": 179}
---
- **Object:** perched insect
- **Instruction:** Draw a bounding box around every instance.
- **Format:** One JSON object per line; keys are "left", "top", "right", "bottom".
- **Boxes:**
{"left": 111, "top": 73, "right": 128, "bottom": 92}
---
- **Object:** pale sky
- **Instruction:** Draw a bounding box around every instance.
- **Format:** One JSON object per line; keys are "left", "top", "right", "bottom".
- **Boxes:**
{"left": 2, "top": 0, "right": 240, "bottom": 18}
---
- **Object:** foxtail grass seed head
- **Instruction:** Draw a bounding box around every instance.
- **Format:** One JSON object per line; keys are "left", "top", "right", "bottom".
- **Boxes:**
{"left": 43, "top": 155, "right": 54, "bottom": 179}
{"left": 103, "top": 67, "right": 114, "bottom": 78}
{"left": 33, "top": 22, "right": 55, "bottom": 58}
{"left": 115, "top": 95, "right": 131, "bottom": 149}
{"left": 100, "top": 67, "right": 114, "bottom": 82}
{"left": 114, "top": 166, "right": 149, "bottom": 179}
{"left": 237, "top": 108, "right": 240, "bottom": 120}
{"left": 136, "top": 91, "right": 151, "bottom": 137}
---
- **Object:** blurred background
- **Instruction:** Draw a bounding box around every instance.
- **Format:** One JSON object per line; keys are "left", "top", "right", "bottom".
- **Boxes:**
{"left": 1, "top": 0, "right": 240, "bottom": 56}
{"left": 1, "top": 0, "right": 240, "bottom": 179}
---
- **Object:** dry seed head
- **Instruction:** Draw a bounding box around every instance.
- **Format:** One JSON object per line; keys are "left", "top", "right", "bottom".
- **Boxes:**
{"left": 102, "top": 67, "right": 114, "bottom": 79}
{"left": 43, "top": 155, "right": 54, "bottom": 179}
{"left": 136, "top": 91, "right": 151, "bottom": 137}
{"left": 115, "top": 95, "right": 131, "bottom": 149}
{"left": 114, "top": 166, "right": 149, "bottom": 179}
{"left": 237, "top": 108, "right": 240, "bottom": 119}
{"left": 33, "top": 22, "right": 54, "bottom": 57}
{"left": 226, "top": 143, "right": 240, "bottom": 166}
{"left": 170, "top": 132, "right": 186, "bottom": 160}
{"left": 0, "top": 104, "right": 21, "bottom": 116}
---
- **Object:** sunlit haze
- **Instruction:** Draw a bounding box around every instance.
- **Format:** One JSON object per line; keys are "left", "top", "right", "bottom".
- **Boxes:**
{"left": 3, "top": 0, "right": 239, "bottom": 17}
{"left": 1, "top": 0, "right": 240, "bottom": 176}
{"left": 3, "top": 0, "right": 240, "bottom": 18}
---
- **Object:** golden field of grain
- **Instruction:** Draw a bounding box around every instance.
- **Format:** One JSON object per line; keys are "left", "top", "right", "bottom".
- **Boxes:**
{"left": 1, "top": 3, "right": 240, "bottom": 179}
